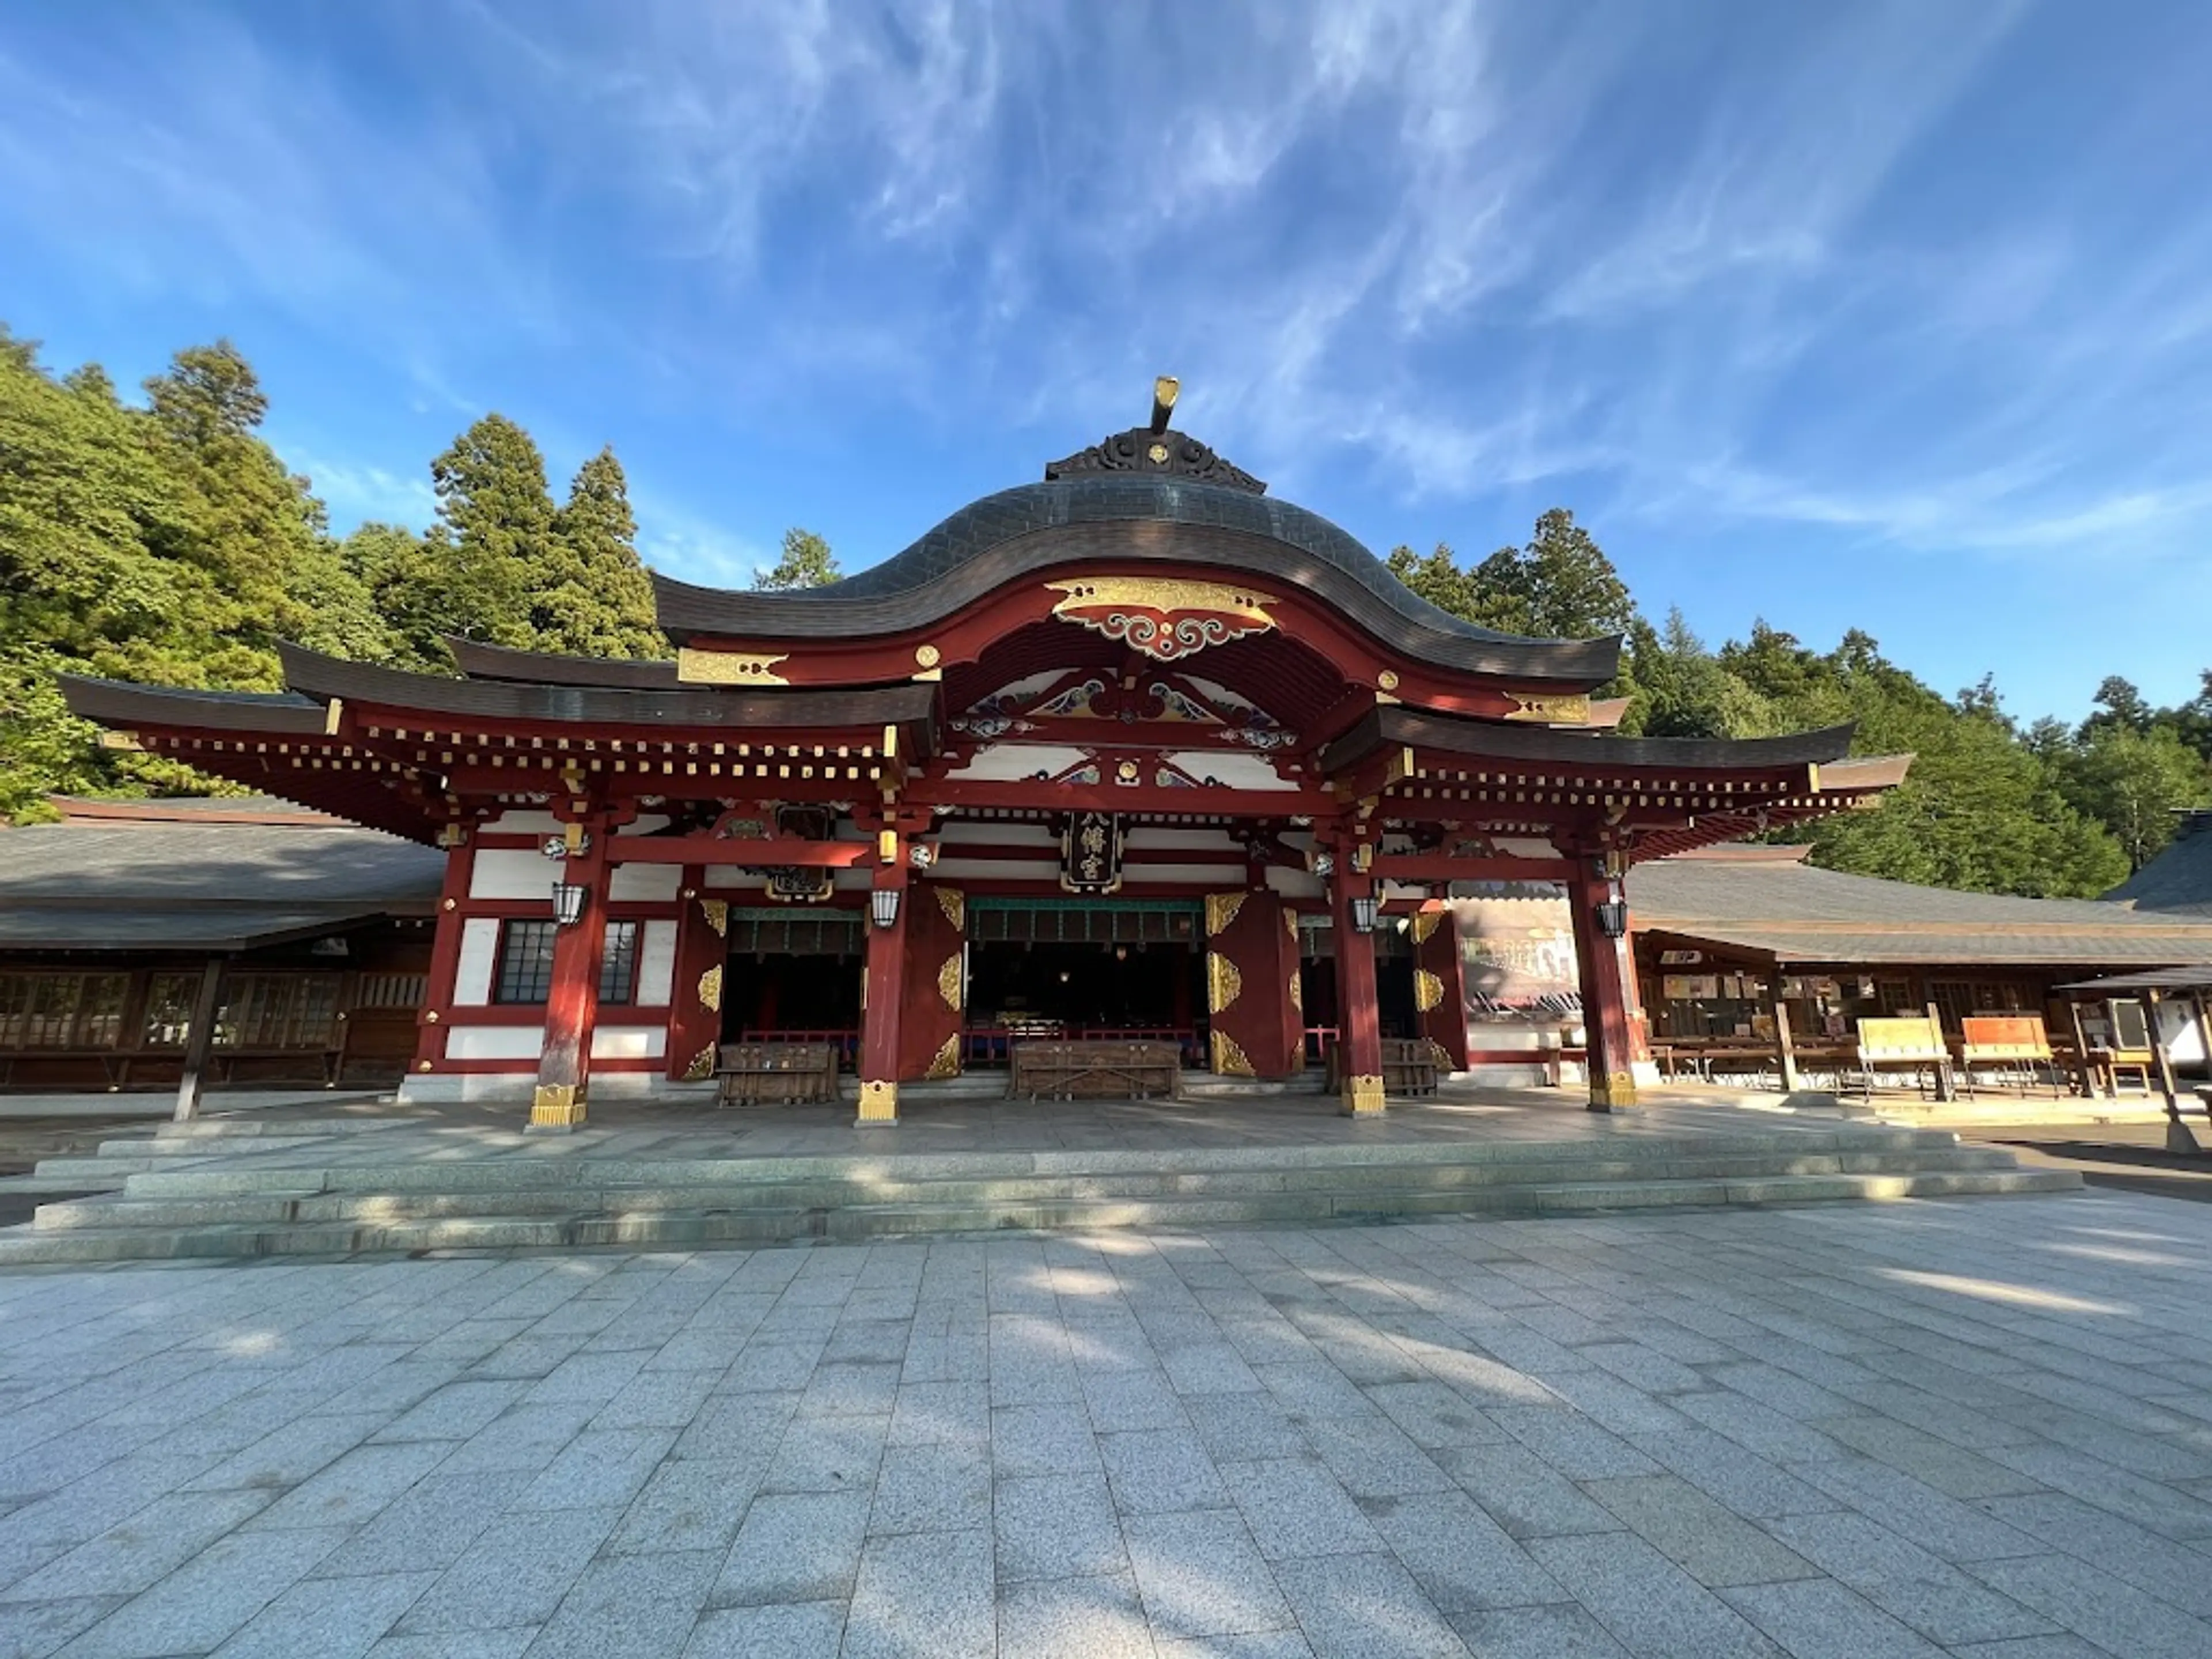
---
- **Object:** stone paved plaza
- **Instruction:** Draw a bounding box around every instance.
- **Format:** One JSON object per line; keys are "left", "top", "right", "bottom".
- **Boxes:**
{"left": 1, "top": 1191, "right": 2209, "bottom": 1658}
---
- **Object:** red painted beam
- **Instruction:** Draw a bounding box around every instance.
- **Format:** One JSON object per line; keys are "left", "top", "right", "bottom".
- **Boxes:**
{"left": 1367, "top": 854, "right": 1575, "bottom": 882}
{"left": 608, "top": 838, "right": 874, "bottom": 866}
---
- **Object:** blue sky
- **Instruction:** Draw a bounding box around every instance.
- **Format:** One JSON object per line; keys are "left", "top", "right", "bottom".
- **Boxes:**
{"left": 3, "top": 2, "right": 2209, "bottom": 722}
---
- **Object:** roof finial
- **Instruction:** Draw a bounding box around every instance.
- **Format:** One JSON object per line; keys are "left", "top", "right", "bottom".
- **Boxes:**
{"left": 1150, "top": 376, "right": 1179, "bottom": 435}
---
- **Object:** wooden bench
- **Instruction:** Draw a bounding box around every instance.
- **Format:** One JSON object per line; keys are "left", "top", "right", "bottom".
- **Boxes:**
{"left": 1955, "top": 1016, "right": 2059, "bottom": 1098}
{"left": 1009, "top": 1039, "right": 1180, "bottom": 1101}
{"left": 716, "top": 1041, "right": 837, "bottom": 1107}
{"left": 1854, "top": 1015, "right": 1954, "bottom": 1100}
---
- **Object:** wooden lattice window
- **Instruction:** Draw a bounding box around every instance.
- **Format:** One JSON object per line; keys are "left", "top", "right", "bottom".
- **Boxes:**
{"left": 0, "top": 972, "right": 129, "bottom": 1050}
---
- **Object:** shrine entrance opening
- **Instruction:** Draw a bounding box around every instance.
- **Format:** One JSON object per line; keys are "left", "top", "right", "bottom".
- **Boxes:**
{"left": 718, "top": 908, "right": 863, "bottom": 1062}
{"left": 963, "top": 899, "right": 1206, "bottom": 1067}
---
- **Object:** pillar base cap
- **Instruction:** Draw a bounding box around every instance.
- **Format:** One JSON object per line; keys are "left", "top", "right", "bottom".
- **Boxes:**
{"left": 856, "top": 1079, "right": 899, "bottom": 1127}
{"left": 529, "top": 1083, "right": 588, "bottom": 1132}
{"left": 1587, "top": 1075, "right": 1639, "bottom": 1113}
{"left": 1340, "top": 1074, "right": 1387, "bottom": 1118}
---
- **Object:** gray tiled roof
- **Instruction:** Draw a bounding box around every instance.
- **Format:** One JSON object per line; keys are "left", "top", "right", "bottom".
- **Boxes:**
{"left": 1630, "top": 856, "right": 2212, "bottom": 967}
{"left": 2106, "top": 818, "right": 2212, "bottom": 915}
{"left": 0, "top": 821, "right": 444, "bottom": 952}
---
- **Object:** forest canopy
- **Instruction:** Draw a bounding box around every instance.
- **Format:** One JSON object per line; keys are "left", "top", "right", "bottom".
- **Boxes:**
{"left": 3, "top": 327, "right": 2204, "bottom": 896}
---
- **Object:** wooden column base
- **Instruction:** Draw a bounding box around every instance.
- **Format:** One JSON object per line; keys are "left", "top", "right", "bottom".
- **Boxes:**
{"left": 1340, "top": 1074, "right": 1386, "bottom": 1118}
{"left": 1587, "top": 1074, "right": 1639, "bottom": 1112}
{"left": 856, "top": 1079, "right": 899, "bottom": 1127}
{"left": 529, "top": 1083, "right": 587, "bottom": 1132}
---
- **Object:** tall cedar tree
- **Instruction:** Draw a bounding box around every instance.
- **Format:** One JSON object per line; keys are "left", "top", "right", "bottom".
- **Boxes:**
{"left": 541, "top": 448, "right": 663, "bottom": 658}
{"left": 753, "top": 527, "right": 840, "bottom": 590}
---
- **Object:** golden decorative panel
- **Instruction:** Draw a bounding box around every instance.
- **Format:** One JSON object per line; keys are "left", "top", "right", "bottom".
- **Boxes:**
{"left": 1414, "top": 969, "right": 1445, "bottom": 1013}
{"left": 698, "top": 897, "right": 728, "bottom": 937}
{"left": 935, "top": 886, "right": 965, "bottom": 933}
{"left": 1284, "top": 907, "right": 1299, "bottom": 939}
{"left": 1206, "top": 951, "right": 1242, "bottom": 1013}
{"left": 1504, "top": 692, "right": 1591, "bottom": 725}
{"left": 937, "top": 955, "right": 964, "bottom": 1012}
{"left": 1289, "top": 971, "right": 1302, "bottom": 1012}
{"left": 697, "top": 965, "right": 724, "bottom": 1014}
{"left": 1341, "top": 1074, "right": 1386, "bottom": 1117}
{"left": 1205, "top": 891, "right": 1247, "bottom": 937}
{"left": 677, "top": 647, "right": 790, "bottom": 687}
{"left": 1044, "top": 577, "right": 1278, "bottom": 662}
{"left": 924, "top": 1033, "right": 962, "bottom": 1081}
{"left": 1210, "top": 1030, "right": 1256, "bottom": 1077}
{"left": 530, "top": 1083, "right": 586, "bottom": 1130}
{"left": 1410, "top": 909, "right": 1443, "bottom": 945}
{"left": 682, "top": 1044, "right": 717, "bottom": 1082}
{"left": 857, "top": 1079, "right": 899, "bottom": 1123}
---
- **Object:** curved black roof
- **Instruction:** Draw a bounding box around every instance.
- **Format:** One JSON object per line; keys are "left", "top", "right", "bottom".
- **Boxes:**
{"left": 654, "top": 470, "right": 1620, "bottom": 685}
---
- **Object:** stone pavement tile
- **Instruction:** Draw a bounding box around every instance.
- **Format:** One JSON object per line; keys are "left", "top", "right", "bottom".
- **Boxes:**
{"left": 373, "top": 1382, "right": 528, "bottom": 1445}
{"left": 1965, "top": 1552, "right": 2212, "bottom": 1659}
{"left": 841, "top": 1525, "right": 994, "bottom": 1659}
{"left": 1941, "top": 1638, "right": 2119, "bottom": 1658}
{"left": 588, "top": 1368, "right": 719, "bottom": 1431}
{"left": 1983, "top": 1441, "right": 2212, "bottom": 1541}
{"left": 1791, "top": 1457, "right": 2046, "bottom": 1563}
{"left": 886, "top": 1380, "right": 989, "bottom": 1449}
{"left": 310, "top": 1471, "right": 532, "bottom": 1581}
{"left": 759, "top": 1411, "right": 886, "bottom": 1494}
{"left": 1718, "top": 1577, "right": 1946, "bottom": 1658}
{"left": 55, "top": 1524, "right": 347, "bottom": 1659}
{"left": 182, "top": 1411, "right": 387, "bottom": 1494}
{"left": 709, "top": 1490, "right": 869, "bottom": 1607}
{"left": 1994, "top": 1402, "right": 2212, "bottom": 1484}
{"left": 436, "top": 1404, "right": 600, "bottom": 1477}
{"left": 868, "top": 1444, "right": 989, "bottom": 1537}
{"left": 1573, "top": 1342, "right": 1709, "bottom": 1396}
{"left": 605, "top": 1457, "right": 762, "bottom": 1556}
{"left": 1152, "top": 1630, "right": 1313, "bottom": 1658}
{"left": 1536, "top": 1372, "right": 1694, "bottom": 1438}
{"left": 1183, "top": 1395, "right": 1307, "bottom": 1464}
{"left": 246, "top": 1440, "right": 454, "bottom": 1532}
{"left": 1978, "top": 1490, "right": 2212, "bottom": 1619}
{"left": 1624, "top": 1430, "right": 1834, "bottom": 1521}
{"left": 996, "top": 1571, "right": 1155, "bottom": 1659}
{"left": 1359, "top": 1383, "right": 1503, "bottom": 1451}
{"left": 0, "top": 1596, "right": 124, "bottom": 1659}
{"left": 1524, "top": 1531, "right": 1783, "bottom": 1659}
{"left": 1082, "top": 1368, "right": 1191, "bottom": 1434}
{"left": 1100, "top": 1428, "right": 1230, "bottom": 1515}
{"left": 512, "top": 1427, "right": 675, "bottom": 1511}
{"left": 467, "top": 1337, "right": 590, "bottom": 1383}
{"left": 1217, "top": 1457, "right": 1381, "bottom": 1562}
{"left": 0, "top": 1490, "right": 271, "bottom": 1604}
{"left": 1271, "top": 1551, "right": 1467, "bottom": 1658}
{"left": 1581, "top": 1475, "right": 1819, "bottom": 1589}
{"left": 1703, "top": 1362, "right": 1858, "bottom": 1424}
{"left": 719, "top": 1342, "right": 824, "bottom": 1394}
{"left": 1488, "top": 1408, "right": 1659, "bottom": 1481}
{"left": 320, "top": 1361, "right": 467, "bottom": 1421}
{"left": 669, "top": 1393, "right": 798, "bottom": 1462}
{"left": 995, "top": 1473, "right": 1127, "bottom": 1582}
{"left": 522, "top": 1350, "right": 650, "bottom": 1406}
{"left": 681, "top": 1600, "right": 844, "bottom": 1658}
{"left": 1252, "top": 1362, "right": 1374, "bottom": 1423}
{"left": 1810, "top": 1415, "right": 2044, "bottom": 1501}
{"left": 0, "top": 1455, "right": 224, "bottom": 1593}
{"left": 1445, "top": 1602, "right": 1631, "bottom": 1658}
{"left": 1362, "top": 1488, "right": 1565, "bottom": 1614}
{"left": 206, "top": 1568, "right": 437, "bottom": 1659}
{"left": 1122, "top": 1510, "right": 1293, "bottom": 1643}
{"left": 1672, "top": 1391, "right": 1850, "bottom": 1465}
{"left": 1298, "top": 1416, "right": 1457, "bottom": 1501}
{"left": 389, "top": 1505, "right": 620, "bottom": 1635}
{"left": 514, "top": 1547, "right": 717, "bottom": 1659}
{"left": 1758, "top": 1510, "right": 2056, "bottom": 1646}
{"left": 368, "top": 1630, "right": 538, "bottom": 1659}
{"left": 825, "top": 1319, "right": 914, "bottom": 1365}
{"left": 1430, "top": 1442, "right": 1622, "bottom": 1541}
{"left": 993, "top": 1403, "right": 1102, "bottom": 1477}
{"left": 796, "top": 1361, "right": 900, "bottom": 1419}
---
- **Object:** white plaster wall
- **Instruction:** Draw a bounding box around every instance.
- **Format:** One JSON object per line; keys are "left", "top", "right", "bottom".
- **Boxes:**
{"left": 944, "top": 744, "right": 1093, "bottom": 781}
{"left": 636, "top": 920, "right": 676, "bottom": 1006}
{"left": 1162, "top": 752, "right": 1294, "bottom": 790}
{"left": 609, "top": 862, "right": 681, "bottom": 902}
{"left": 483, "top": 810, "right": 562, "bottom": 834}
{"left": 471, "top": 848, "right": 555, "bottom": 900}
{"left": 592, "top": 1026, "right": 667, "bottom": 1060}
{"left": 453, "top": 919, "right": 501, "bottom": 1006}
{"left": 447, "top": 1025, "right": 542, "bottom": 1060}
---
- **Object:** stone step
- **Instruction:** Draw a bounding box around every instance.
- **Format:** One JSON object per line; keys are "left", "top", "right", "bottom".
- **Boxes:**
{"left": 32, "top": 1146, "right": 2029, "bottom": 1232}
{"left": 25, "top": 1156, "right": 159, "bottom": 1185}
{"left": 0, "top": 1166, "right": 2084, "bottom": 1265}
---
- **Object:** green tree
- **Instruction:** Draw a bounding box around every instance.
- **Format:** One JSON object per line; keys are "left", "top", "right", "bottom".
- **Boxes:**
{"left": 536, "top": 448, "right": 664, "bottom": 658}
{"left": 753, "top": 527, "right": 840, "bottom": 590}
{"left": 1468, "top": 508, "right": 1638, "bottom": 640}
{"left": 2055, "top": 724, "right": 2210, "bottom": 872}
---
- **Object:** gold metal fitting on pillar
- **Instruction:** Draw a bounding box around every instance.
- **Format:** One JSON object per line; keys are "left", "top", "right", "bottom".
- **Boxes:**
{"left": 856, "top": 1079, "right": 899, "bottom": 1127}
{"left": 1588, "top": 1074, "right": 1638, "bottom": 1113}
{"left": 528, "top": 1082, "right": 587, "bottom": 1132}
{"left": 1341, "top": 1074, "right": 1386, "bottom": 1118}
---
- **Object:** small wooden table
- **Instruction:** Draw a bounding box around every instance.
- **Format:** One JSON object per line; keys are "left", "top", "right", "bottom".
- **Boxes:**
{"left": 1010, "top": 1040, "right": 1180, "bottom": 1101}
{"left": 716, "top": 1041, "right": 837, "bottom": 1106}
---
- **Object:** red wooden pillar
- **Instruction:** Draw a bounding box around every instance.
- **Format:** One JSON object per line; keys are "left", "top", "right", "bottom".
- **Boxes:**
{"left": 857, "top": 860, "right": 910, "bottom": 1125}
{"left": 1330, "top": 863, "right": 1385, "bottom": 1116}
{"left": 412, "top": 832, "right": 475, "bottom": 1079}
{"left": 664, "top": 873, "right": 726, "bottom": 1086}
{"left": 530, "top": 823, "right": 609, "bottom": 1132}
{"left": 1414, "top": 904, "right": 1469, "bottom": 1072}
{"left": 1205, "top": 889, "right": 1300, "bottom": 1079}
{"left": 1566, "top": 858, "right": 1638, "bottom": 1112}
{"left": 896, "top": 882, "right": 965, "bottom": 1082}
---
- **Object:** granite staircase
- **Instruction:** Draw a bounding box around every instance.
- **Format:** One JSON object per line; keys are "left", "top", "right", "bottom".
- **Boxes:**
{"left": 0, "top": 1116, "right": 2080, "bottom": 1265}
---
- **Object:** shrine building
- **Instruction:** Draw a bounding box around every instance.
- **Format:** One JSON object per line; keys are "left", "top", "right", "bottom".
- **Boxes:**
{"left": 58, "top": 381, "right": 1911, "bottom": 1130}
